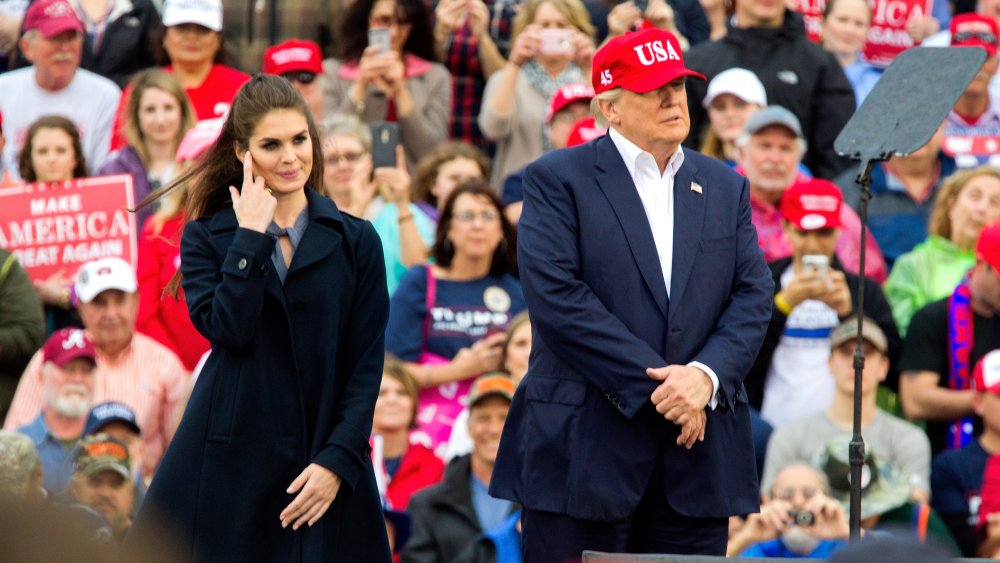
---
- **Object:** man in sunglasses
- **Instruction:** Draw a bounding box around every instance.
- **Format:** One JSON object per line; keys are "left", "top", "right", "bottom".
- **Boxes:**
{"left": 944, "top": 14, "right": 1000, "bottom": 167}
{"left": 263, "top": 39, "right": 325, "bottom": 121}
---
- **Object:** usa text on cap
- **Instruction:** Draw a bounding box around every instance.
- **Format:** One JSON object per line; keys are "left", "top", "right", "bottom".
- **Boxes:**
{"left": 263, "top": 40, "right": 323, "bottom": 76}
{"left": 592, "top": 28, "right": 704, "bottom": 95}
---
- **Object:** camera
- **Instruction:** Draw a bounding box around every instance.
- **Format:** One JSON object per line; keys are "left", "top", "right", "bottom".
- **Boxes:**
{"left": 788, "top": 510, "right": 815, "bottom": 526}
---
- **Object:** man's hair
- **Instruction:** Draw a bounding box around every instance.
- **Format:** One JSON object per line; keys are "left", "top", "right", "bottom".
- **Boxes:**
{"left": 0, "top": 430, "right": 40, "bottom": 499}
{"left": 770, "top": 463, "right": 831, "bottom": 499}
{"left": 591, "top": 88, "right": 624, "bottom": 129}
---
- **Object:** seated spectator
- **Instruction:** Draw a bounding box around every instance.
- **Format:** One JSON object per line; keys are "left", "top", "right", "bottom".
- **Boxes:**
{"left": 0, "top": 429, "right": 114, "bottom": 555}
{"left": 84, "top": 401, "right": 143, "bottom": 487}
{"left": 814, "top": 438, "right": 961, "bottom": 554}
{"left": 107, "top": 0, "right": 250, "bottom": 150}
{"left": 12, "top": 0, "right": 160, "bottom": 88}
{"left": 478, "top": 0, "right": 595, "bottom": 188}
{"left": 133, "top": 120, "right": 214, "bottom": 373}
{"left": 836, "top": 125, "right": 956, "bottom": 269}
{"left": 404, "top": 374, "right": 519, "bottom": 562}
{"left": 99, "top": 69, "right": 195, "bottom": 230}
{"left": 684, "top": 0, "right": 855, "bottom": 180}
{"left": 727, "top": 463, "right": 849, "bottom": 557}
{"left": 737, "top": 106, "right": 888, "bottom": 282}
{"left": 5, "top": 257, "right": 189, "bottom": 478}
{"left": 885, "top": 166, "right": 1000, "bottom": 335}
{"left": 318, "top": 114, "right": 377, "bottom": 216}
{"left": 0, "top": 0, "right": 120, "bottom": 179}
{"left": 0, "top": 249, "right": 45, "bottom": 421}
{"left": 386, "top": 181, "right": 525, "bottom": 456}
{"left": 698, "top": 67, "right": 766, "bottom": 167}
{"left": 444, "top": 312, "right": 531, "bottom": 462}
{"left": 899, "top": 221, "right": 1000, "bottom": 455}
{"left": 412, "top": 142, "right": 491, "bottom": 222}
{"left": 932, "top": 349, "right": 1000, "bottom": 556}
{"left": 68, "top": 433, "right": 136, "bottom": 542}
{"left": 821, "top": 0, "right": 880, "bottom": 107}
{"left": 602, "top": 0, "right": 707, "bottom": 48}
{"left": 745, "top": 180, "right": 901, "bottom": 425}
{"left": 16, "top": 328, "right": 95, "bottom": 496}
{"left": 323, "top": 0, "right": 450, "bottom": 167}
{"left": 943, "top": 14, "right": 1000, "bottom": 169}
{"left": 17, "top": 114, "right": 87, "bottom": 185}
{"left": 262, "top": 39, "right": 325, "bottom": 120}
{"left": 762, "top": 317, "right": 929, "bottom": 499}
{"left": 373, "top": 355, "right": 445, "bottom": 510}
{"left": 500, "top": 82, "right": 594, "bottom": 225}
{"left": 433, "top": 0, "right": 518, "bottom": 154}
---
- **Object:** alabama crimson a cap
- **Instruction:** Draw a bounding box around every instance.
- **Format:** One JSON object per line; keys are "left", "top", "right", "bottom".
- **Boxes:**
{"left": 592, "top": 28, "right": 704, "bottom": 95}
{"left": 546, "top": 83, "right": 594, "bottom": 124}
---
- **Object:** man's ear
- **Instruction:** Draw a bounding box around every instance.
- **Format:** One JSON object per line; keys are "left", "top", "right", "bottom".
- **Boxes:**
{"left": 597, "top": 98, "right": 620, "bottom": 127}
{"left": 19, "top": 34, "right": 33, "bottom": 65}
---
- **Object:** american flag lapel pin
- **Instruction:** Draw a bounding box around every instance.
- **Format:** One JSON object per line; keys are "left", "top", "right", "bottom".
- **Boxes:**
{"left": 691, "top": 181, "right": 703, "bottom": 195}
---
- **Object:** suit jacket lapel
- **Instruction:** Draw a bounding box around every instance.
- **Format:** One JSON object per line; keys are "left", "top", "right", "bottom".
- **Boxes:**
{"left": 594, "top": 136, "right": 669, "bottom": 319}
{"left": 669, "top": 158, "right": 705, "bottom": 323}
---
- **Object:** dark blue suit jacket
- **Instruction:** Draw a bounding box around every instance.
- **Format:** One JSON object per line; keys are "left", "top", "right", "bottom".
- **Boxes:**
{"left": 489, "top": 135, "right": 773, "bottom": 520}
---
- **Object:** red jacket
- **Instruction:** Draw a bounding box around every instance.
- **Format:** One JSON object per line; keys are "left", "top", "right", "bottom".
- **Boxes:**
{"left": 386, "top": 443, "right": 444, "bottom": 510}
{"left": 136, "top": 215, "right": 209, "bottom": 371}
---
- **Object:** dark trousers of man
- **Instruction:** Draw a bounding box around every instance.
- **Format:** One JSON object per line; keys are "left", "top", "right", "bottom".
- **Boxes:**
{"left": 521, "top": 445, "right": 729, "bottom": 562}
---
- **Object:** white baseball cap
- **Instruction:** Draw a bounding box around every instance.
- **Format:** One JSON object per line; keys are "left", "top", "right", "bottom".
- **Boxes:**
{"left": 74, "top": 258, "right": 138, "bottom": 304}
{"left": 162, "top": 0, "right": 222, "bottom": 32}
{"left": 703, "top": 68, "right": 768, "bottom": 109}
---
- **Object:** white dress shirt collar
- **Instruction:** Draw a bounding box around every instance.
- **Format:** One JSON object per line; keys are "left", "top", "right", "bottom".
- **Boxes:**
{"left": 608, "top": 127, "right": 685, "bottom": 181}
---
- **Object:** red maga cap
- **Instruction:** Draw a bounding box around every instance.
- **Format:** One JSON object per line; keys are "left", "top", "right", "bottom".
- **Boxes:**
{"left": 977, "top": 220, "right": 1000, "bottom": 271}
{"left": 780, "top": 179, "right": 844, "bottom": 231}
{"left": 951, "top": 13, "right": 999, "bottom": 58}
{"left": 23, "top": 0, "right": 83, "bottom": 39}
{"left": 546, "top": 83, "right": 594, "bottom": 124}
{"left": 263, "top": 39, "right": 323, "bottom": 76}
{"left": 592, "top": 28, "right": 704, "bottom": 95}
{"left": 566, "top": 116, "right": 607, "bottom": 147}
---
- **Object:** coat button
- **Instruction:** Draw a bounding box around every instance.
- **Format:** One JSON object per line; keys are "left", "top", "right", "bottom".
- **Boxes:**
{"left": 237, "top": 258, "right": 248, "bottom": 270}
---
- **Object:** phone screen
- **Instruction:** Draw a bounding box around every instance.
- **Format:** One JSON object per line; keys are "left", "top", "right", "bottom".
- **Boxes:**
{"left": 368, "top": 28, "right": 392, "bottom": 54}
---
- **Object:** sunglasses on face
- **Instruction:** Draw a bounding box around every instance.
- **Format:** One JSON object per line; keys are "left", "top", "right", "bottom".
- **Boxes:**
{"left": 454, "top": 210, "right": 500, "bottom": 223}
{"left": 954, "top": 30, "right": 998, "bottom": 45}
{"left": 282, "top": 71, "right": 317, "bottom": 85}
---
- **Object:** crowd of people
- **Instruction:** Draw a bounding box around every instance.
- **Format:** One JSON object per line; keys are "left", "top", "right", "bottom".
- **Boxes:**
{"left": 0, "top": 0, "right": 998, "bottom": 559}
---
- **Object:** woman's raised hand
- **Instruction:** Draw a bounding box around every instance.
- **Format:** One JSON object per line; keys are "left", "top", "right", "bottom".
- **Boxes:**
{"left": 230, "top": 150, "right": 276, "bottom": 233}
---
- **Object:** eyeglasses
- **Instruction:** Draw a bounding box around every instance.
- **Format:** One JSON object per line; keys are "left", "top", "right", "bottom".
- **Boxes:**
{"left": 370, "top": 15, "right": 410, "bottom": 27}
{"left": 282, "top": 71, "right": 317, "bottom": 85}
{"left": 454, "top": 210, "right": 500, "bottom": 223}
{"left": 954, "top": 31, "right": 997, "bottom": 45}
{"left": 772, "top": 487, "right": 819, "bottom": 501}
{"left": 325, "top": 152, "right": 365, "bottom": 166}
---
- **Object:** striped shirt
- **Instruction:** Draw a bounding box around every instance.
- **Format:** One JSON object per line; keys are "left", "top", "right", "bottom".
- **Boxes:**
{"left": 3, "top": 333, "right": 190, "bottom": 478}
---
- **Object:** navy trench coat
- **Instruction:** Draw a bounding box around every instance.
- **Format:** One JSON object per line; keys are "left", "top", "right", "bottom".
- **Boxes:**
{"left": 128, "top": 189, "right": 391, "bottom": 562}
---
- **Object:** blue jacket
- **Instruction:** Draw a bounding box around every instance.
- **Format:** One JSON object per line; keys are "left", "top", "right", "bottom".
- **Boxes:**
{"left": 490, "top": 135, "right": 774, "bottom": 520}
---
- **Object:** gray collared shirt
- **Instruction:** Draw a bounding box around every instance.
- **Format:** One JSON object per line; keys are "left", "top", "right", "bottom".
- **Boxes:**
{"left": 266, "top": 206, "right": 309, "bottom": 284}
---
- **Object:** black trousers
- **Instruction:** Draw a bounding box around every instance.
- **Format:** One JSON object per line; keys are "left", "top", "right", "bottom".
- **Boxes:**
{"left": 521, "top": 452, "right": 728, "bottom": 563}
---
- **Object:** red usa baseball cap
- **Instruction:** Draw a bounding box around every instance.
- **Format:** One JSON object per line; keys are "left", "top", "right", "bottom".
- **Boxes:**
{"left": 546, "top": 83, "right": 594, "bottom": 124}
{"left": 23, "top": 0, "right": 83, "bottom": 38}
{"left": 263, "top": 39, "right": 323, "bottom": 76}
{"left": 780, "top": 179, "right": 844, "bottom": 231}
{"left": 43, "top": 328, "right": 96, "bottom": 368}
{"left": 951, "top": 13, "right": 999, "bottom": 58}
{"left": 592, "top": 28, "right": 704, "bottom": 95}
{"left": 566, "top": 116, "right": 607, "bottom": 147}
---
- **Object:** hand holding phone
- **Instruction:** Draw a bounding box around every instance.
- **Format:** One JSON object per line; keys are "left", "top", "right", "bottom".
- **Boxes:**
{"left": 801, "top": 255, "right": 830, "bottom": 278}
{"left": 368, "top": 27, "right": 392, "bottom": 55}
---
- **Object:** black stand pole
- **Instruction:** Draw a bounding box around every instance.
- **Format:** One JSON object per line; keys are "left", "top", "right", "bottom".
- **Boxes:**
{"left": 832, "top": 46, "right": 986, "bottom": 541}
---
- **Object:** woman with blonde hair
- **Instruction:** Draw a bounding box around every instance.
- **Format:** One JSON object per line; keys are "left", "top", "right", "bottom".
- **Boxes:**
{"left": 479, "top": 0, "right": 596, "bottom": 187}
{"left": 885, "top": 165, "right": 1000, "bottom": 334}
{"left": 100, "top": 69, "right": 196, "bottom": 228}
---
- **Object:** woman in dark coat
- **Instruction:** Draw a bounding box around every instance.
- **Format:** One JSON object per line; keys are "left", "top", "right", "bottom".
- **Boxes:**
{"left": 126, "top": 75, "right": 391, "bottom": 562}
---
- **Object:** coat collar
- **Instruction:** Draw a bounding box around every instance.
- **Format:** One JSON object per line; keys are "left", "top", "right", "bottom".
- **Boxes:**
{"left": 593, "top": 135, "right": 706, "bottom": 320}
{"left": 207, "top": 189, "right": 345, "bottom": 297}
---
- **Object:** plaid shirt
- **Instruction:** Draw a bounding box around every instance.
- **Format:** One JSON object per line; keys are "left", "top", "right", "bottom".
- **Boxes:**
{"left": 439, "top": 0, "right": 518, "bottom": 156}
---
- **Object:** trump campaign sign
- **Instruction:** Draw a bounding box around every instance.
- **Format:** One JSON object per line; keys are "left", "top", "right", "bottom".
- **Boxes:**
{"left": 790, "top": 0, "right": 825, "bottom": 43}
{"left": 863, "top": 0, "right": 932, "bottom": 67}
{"left": 0, "top": 174, "right": 138, "bottom": 280}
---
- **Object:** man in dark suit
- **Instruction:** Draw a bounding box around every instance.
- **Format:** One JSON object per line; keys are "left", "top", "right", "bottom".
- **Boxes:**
{"left": 490, "top": 28, "right": 774, "bottom": 560}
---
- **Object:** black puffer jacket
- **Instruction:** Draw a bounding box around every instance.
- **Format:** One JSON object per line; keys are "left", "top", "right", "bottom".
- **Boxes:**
{"left": 684, "top": 11, "right": 856, "bottom": 180}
